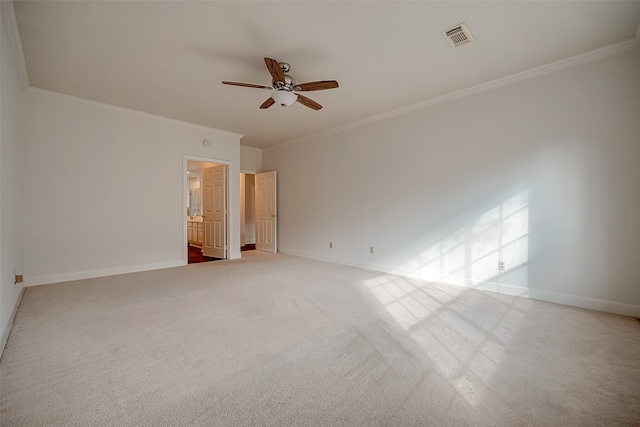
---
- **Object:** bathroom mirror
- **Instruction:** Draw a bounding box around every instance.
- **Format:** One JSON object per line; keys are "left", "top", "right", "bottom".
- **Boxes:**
{"left": 188, "top": 174, "right": 202, "bottom": 217}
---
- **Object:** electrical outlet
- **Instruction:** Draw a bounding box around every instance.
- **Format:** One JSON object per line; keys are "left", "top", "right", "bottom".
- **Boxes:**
{"left": 15, "top": 274, "right": 23, "bottom": 284}
{"left": 329, "top": 242, "right": 333, "bottom": 249}
{"left": 370, "top": 246, "right": 375, "bottom": 254}
{"left": 498, "top": 260, "right": 506, "bottom": 271}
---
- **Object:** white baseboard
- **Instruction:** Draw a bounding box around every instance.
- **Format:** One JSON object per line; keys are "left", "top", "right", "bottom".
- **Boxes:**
{"left": 278, "top": 249, "right": 392, "bottom": 275}
{"left": 452, "top": 278, "right": 639, "bottom": 318}
{"left": 1, "top": 287, "right": 25, "bottom": 360}
{"left": 25, "top": 260, "right": 185, "bottom": 287}
{"left": 279, "top": 249, "right": 639, "bottom": 318}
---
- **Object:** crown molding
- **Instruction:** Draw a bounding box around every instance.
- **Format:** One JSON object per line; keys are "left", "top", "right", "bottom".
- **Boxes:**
{"left": 26, "top": 87, "right": 244, "bottom": 140}
{"left": 240, "top": 145, "right": 262, "bottom": 154}
{"left": 1, "top": 0, "right": 29, "bottom": 89}
{"left": 265, "top": 37, "right": 640, "bottom": 153}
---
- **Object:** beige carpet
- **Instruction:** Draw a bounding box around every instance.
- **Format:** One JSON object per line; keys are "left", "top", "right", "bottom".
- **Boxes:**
{"left": 1, "top": 251, "right": 639, "bottom": 426}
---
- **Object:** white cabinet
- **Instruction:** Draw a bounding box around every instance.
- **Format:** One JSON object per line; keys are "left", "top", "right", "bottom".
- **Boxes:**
{"left": 187, "top": 219, "right": 203, "bottom": 246}
{"left": 196, "top": 222, "right": 204, "bottom": 245}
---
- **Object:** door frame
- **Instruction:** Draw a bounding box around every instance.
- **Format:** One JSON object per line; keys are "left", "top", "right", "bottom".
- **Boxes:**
{"left": 183, "top": 155, "right": 231, "bottom": 265}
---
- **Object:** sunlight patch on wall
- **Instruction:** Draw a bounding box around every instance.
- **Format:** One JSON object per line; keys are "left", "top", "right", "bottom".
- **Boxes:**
{"left": 402, "top": 190, "right": 530, "bottom": 289}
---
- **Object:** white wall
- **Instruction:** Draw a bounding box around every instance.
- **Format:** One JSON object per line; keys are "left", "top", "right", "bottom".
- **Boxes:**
{"left": 240, "top": 145, "right": 262, "bottom": 173}
{"left": 264, "top": 46, "right": 640, "bottom": 317}
{"left": 0, "top": 8, "right": 25, "bottom": 347}
{"left": 22, "top": 89, "right": 242, "bottom": 286}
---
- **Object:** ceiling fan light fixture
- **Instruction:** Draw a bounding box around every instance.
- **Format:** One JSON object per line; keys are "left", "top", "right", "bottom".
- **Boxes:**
{"left": 271, "top": 90, "right": 298, "bottom": 107}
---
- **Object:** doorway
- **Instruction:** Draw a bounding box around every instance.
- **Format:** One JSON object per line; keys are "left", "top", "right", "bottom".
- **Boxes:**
{"left": 186, "top": 158, "right": 229, "bottom": 264}
{"left": 241, "top": 171, "right": 277, "bottom": 256}
{"left": 240, "top": 172, "right": 256, "bottom": 254}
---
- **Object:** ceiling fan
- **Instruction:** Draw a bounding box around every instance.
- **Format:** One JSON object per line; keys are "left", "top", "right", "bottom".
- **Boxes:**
{"left": 222, "top": 57, "right": 339, "bottom": 110}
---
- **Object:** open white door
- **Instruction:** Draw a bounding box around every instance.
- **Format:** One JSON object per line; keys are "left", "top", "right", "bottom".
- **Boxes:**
{"left": 255, "top": 171, "right": 277, "bottom": 253}
{"left": 202, "top": 165, "right": 227, "bottom": 258}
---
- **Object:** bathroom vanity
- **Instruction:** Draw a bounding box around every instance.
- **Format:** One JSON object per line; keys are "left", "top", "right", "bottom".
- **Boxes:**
{"left": 187, "top": 217, "right": 203, "bottom": 247}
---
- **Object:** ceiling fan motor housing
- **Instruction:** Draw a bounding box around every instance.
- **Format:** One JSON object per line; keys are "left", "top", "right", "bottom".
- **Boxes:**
{"left": 273, "top": 75, "right": 296, "bottom": 91}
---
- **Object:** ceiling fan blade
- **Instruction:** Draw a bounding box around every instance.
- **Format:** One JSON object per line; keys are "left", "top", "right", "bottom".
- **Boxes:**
{"left": 294, "top": 80, "right": 339, "bottom": 91}
{"left": 264, "top": 57, "right": 285, "bottom": 84}
{"left": 296, "top": 94, "right": 323, "bottom": 110}
{"left": 260, "top": 97, "right": 275, "bottom": 109}
{"left": 222, "top": 81, "right": 272, "bottom": 90}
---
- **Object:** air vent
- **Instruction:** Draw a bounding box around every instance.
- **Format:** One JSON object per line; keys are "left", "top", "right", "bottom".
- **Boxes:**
{"left": 442, "top": 23, "right": 474, "bottom": 47}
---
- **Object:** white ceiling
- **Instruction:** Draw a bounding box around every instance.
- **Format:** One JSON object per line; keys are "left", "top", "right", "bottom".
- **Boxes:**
{"left": 12, "top": 1, "right": 640, "bottom": 149}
